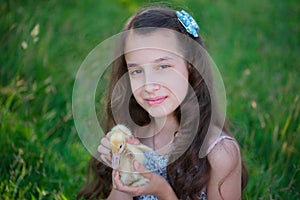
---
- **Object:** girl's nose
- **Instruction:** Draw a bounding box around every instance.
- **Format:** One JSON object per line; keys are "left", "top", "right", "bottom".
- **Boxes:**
{"left": 144, "top": 82, "right": 160, "bottom": 93}
{"left": 143, "top": 68, "right": 161, "bottom": 92}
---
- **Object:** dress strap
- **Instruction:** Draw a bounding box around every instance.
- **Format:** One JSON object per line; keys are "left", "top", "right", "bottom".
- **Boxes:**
{"left": 206, "top": 135, "right": 235, "bottom": 155}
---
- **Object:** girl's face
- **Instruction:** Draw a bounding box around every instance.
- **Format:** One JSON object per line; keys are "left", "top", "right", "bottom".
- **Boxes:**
{"left": 124, "top": 30, "right": 189, "bottom": 118}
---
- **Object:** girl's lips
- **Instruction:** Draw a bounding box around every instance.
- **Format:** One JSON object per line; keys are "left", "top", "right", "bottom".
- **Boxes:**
{"left": 145, "top": 96, "right": 167, "bottom": 105}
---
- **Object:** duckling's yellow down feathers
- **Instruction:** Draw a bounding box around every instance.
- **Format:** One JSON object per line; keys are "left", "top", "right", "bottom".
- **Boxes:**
{"left": 109, "top": 124, "right": 153, "bottom": 186}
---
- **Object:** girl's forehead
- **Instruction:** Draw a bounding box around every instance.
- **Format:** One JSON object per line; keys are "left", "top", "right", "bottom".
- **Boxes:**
{"left": 125, "top": 48, "right": 181, "bottom": 65}
{"left": 124, "top": 29, "right": 182, "bottom": 56}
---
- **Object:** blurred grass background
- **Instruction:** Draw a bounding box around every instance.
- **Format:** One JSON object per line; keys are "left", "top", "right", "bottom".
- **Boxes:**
{"left": 1, "top": 0, "right": 299, "bottom": 199}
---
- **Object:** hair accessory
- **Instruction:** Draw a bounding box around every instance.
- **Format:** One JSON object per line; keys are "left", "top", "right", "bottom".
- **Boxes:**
{"left": 176, "top": 10, "right": 200, "bottom": 37}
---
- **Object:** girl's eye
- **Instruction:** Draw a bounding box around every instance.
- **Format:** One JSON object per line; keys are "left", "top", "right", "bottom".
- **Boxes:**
{"left": 130, "top": 69, "right": 143, "bottom": 75}
{"left": 158, "top": 65, "right": 170, "bottom": 70}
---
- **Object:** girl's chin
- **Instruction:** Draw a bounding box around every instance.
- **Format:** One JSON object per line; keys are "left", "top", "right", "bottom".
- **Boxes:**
{"left": 146, "top": 105, "right": 176, "bottom": 118}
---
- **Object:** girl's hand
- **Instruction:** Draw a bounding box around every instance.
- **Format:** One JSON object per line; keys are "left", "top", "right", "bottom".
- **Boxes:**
{"left": 112, "top": 160, "right": 178, "bottom": 199}
{"left": 97, "top": 131, "right": 112, "bottom": 165}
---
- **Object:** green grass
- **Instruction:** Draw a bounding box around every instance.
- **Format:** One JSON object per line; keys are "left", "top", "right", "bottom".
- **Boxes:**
{"left": 1, "top": 0, "right": 299, "bottom": 199}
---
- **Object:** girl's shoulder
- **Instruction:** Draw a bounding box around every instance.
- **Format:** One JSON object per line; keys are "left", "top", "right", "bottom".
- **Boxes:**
{"left": 205, "top": 131, "right": 243, "bottom": 198}
{"left": 206, "top": 132, "right": 241, "bottom": 171}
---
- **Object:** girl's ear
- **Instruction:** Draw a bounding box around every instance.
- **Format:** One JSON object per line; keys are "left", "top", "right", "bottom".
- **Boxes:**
{"left": 186, "top": 62, "right": 193, "bottom": 73}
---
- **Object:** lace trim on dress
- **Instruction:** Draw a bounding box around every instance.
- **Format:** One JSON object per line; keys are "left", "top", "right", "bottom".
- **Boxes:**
{"left": 206, "top": 135, "right": 235, "bottom": 155}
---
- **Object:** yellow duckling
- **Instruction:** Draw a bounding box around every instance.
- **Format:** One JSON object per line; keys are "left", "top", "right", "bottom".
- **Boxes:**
{"left": 110, "top": 124, "right": 153, "bottom": 186}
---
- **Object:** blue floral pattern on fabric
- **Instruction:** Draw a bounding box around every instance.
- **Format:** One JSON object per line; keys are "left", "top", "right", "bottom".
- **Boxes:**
{"left": 135, "top": 151, "right": 207, "bottom": 200}
{"left": 135, "top": 152, "right": 168, "bottom": 200}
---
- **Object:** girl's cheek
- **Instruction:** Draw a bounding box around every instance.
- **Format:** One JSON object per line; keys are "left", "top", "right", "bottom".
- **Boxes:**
{"left": 130, "top": 79, "right": 144, "bottom": 93}
{"left": 164, "top": 80, "right": 189, "bottom": 102}
{"left": 161, "top": 74, "right": 188, "bottom": 89}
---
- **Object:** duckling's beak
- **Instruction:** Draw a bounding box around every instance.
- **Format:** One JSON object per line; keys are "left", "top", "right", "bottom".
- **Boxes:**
{"left": 112, "top": 153, "right": 120, "bottom": 169}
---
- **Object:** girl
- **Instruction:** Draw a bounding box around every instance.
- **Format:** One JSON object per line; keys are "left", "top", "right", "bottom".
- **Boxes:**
{"left": 77, "top": 6, "right": 248, "bottom": 200}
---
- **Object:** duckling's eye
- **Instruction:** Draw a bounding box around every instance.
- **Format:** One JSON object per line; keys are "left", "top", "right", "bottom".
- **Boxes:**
{"left": 119, "top": 144, "right": 123, "bottom": 149}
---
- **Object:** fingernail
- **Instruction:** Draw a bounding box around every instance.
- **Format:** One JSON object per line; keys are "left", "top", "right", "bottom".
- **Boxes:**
{"left": 134, "top": 161, "right": 140, "bottom": 169}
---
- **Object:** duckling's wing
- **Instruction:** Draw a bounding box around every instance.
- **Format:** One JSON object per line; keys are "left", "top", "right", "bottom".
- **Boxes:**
{"left": 134, "top": 144, "right": 153, "bottom": 152}
{"left": 127, "top": 143, "right": 153, "bottom": 153}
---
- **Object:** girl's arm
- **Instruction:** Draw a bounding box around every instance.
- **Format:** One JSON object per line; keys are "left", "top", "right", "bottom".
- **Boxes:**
{"left": 207, "top": 139, "right": 242, "bottom": 200}
{"left": 106, "top": 189, "right": 133, "bottom": 200}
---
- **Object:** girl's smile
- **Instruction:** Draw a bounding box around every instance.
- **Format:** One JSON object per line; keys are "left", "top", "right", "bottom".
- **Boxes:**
{"left": 144, "top": 96, "right": 168, "bottom": 106}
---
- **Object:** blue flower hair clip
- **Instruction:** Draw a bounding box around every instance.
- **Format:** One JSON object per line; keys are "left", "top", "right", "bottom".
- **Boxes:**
{"left": 176, "top": 10, "right": 200, "bottom": 38}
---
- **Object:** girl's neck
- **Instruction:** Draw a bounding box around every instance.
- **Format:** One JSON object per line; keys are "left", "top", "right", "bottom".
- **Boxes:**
{"left": 152, "top": 114, "right": 178, "bottom": 137}
{"left": 138, "top": 114, "right": 179, "bottom": 152}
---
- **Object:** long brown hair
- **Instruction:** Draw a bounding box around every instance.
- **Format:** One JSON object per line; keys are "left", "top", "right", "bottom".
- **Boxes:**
{"left": 77, "top": 6, "right": 248, "bottom": 200}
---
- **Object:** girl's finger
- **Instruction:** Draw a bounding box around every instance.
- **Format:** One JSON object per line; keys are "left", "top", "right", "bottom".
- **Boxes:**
{"left": 113, "top": 170, "right": 128, "bottom": 191}
{"left": 113, "top": 171, "right": 123, "bottom": 188}
{"left": 127, "top": 136, "right": 140, "bottom": 145}
{"left": 97, "top": 144, "right": 111, "bottom": 155}
{"left": 106, "top": 131, "right": 112, "bottom": 138}
{"left": 132, "top": 160, "right": 153, "bottom": 179}
{"left": 112, "top": 170, "right": 117, "bottom": 188}
{"left": 100, "top": 136, "right": 111, "bottom": 149}
{"left": 100, "top": 155, "right": 111, "bottom": 166}
{"left": 112, "top": 170, "right": 146, "bottom": 196}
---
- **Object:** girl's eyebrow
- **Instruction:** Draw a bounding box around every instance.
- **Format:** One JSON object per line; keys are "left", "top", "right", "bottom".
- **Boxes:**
{"left": 127, "top": 56, "right": 173, "bottom": 68}
{"left": 127, "top": 63, "right": 138, "bottom": 68}
{"left": 153, "top": 56, "right": 173, "bottom": 63}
